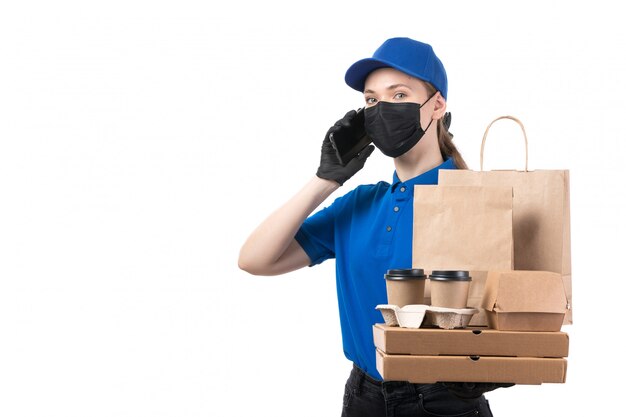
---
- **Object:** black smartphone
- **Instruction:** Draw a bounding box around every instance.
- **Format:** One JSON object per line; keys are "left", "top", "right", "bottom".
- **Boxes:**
{"left": 329, "top": 108, "right": 372, "bottom": 166}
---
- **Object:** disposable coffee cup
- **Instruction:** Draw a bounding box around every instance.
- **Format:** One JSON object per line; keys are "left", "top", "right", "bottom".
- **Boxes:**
{"left": 429, "top": 270, "right": 472, "bottom": 309}
{"left": 385, "top": 269, "right": 426, "bottom": 307}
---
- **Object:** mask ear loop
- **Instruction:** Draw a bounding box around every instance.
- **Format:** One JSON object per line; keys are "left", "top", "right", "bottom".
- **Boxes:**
{"left": 419, "top": 91, "right": 439, "bottom": 132}
{"left": 422, "top": 117, "right": 435, "bottom": 133}
{"left": 421, "top": 91, "right": 438, "bottom": 107}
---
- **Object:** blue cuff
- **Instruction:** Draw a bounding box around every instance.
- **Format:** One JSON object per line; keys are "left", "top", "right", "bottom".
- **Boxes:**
{"left": 294, "top": 228, "right": 331, "bottom": 266}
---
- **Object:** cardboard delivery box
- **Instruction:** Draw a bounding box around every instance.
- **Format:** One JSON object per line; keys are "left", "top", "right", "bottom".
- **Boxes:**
{"left": 376, "top": 349, "right": 567, "bottom": 385}
{"left": 373, "top": 324, "right": 569, "bottom": 384}
{"left": 373, "top": 324, "right": 569, "bottom": 358}
{"left": 482, "top": 271, "right": 568, "bottom": 331}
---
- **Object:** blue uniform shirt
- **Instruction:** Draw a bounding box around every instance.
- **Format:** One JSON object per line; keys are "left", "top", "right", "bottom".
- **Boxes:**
{"left": 295, "top": 158, "right": 456, "bottom": 379}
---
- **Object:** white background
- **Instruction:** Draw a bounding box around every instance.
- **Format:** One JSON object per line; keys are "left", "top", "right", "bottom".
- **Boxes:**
{"left": 1, "top": 1, "right": 624, "bottom": 416}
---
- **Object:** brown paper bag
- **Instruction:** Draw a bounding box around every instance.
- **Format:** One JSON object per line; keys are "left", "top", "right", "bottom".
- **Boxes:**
{"left": 412, "top": 185, "right": 514, "bottom": 271}
{"left": 439, "top": 116, "right": 572, "bottom": 324}
{"left": 412, "top": 185, "right": 514, "bottom": 326}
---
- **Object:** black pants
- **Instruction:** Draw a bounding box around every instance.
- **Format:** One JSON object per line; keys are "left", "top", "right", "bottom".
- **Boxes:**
{"left": 342, "top": 365, "right": 494, "bottom": 417}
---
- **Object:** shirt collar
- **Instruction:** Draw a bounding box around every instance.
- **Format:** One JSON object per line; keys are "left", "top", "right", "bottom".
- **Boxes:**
{"left": 391, "top": 158, "right": 457, "bottom": 192}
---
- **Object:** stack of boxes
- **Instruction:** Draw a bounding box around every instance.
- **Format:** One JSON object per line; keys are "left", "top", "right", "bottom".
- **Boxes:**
{"left": 374, "top": 270, "right": 570, "bottom": 385}
{"left": 375, "top": 161, "right": 573, "bottom": 385}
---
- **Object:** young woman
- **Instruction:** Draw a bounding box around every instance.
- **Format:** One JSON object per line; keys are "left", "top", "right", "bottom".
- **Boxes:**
{"left": 239, "top": 37, "right": 499, "bottom": 417}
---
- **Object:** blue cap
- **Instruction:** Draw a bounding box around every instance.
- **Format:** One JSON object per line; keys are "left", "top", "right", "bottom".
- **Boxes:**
{"left": 345, "top": 37, "right": 448, "bottom": 99}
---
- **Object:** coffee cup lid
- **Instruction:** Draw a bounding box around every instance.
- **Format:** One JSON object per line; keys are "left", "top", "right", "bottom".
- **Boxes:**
{"left": 429, "top": 270, "right": 471, "bottom": 281}
{"left": 385, "top": 268, "right": 426, "bottom": 280}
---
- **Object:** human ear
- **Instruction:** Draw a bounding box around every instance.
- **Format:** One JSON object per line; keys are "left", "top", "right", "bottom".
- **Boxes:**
{"left": 431, "top": 92, "right": 447, "bottom": 120}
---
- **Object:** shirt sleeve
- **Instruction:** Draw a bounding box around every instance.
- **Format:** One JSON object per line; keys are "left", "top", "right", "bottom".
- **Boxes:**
{"left": 295, "top": 203, "right": 337, "bottom": 266}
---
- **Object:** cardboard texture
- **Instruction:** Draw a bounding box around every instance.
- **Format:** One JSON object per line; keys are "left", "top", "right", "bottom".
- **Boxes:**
{"left": 412, "top": 185, "right": 514, "bottom": 272}
{"left": 482, "top": 270, "right": 568, "bottom": 331}
{"left": 376, "top": 350, "right": 567, "bottom": 384}
{"left": 424, "top": 272, "right": 489, "bottom": 326}
{"left": 412, "top": 186, "right": 514, "bottom": 327}
{"left": 373, "top": 324, "right": 569, "bottom": 357}
{"left": 376, "top": 305, "right": 479, "bottom": 329}
{"left": 397, "top": 117, "right": 571, "bottom": 384}
{"left": 438, "top": 117, "right": 572, "bottom": 324}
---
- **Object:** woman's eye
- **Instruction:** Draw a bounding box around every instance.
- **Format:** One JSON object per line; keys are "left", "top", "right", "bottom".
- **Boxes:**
{"left": 394, "top": 92, "right": 407, "bottom": 99}
{"left": 365, "top": 97, "right": 377, "bottom": 104}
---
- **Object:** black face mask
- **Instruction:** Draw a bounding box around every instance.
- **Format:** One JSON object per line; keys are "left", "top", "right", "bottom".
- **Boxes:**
{"left": 364, "top": 93, "right": 436, "bottom": 158}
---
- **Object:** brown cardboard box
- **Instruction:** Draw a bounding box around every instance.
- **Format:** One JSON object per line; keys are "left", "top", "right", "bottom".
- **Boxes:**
{"left": 373, "top": 324, "right": 569, "bottom": 358}
{"left": 482, "top": 271, "right": 568, "bottom": 331}
{"left": 376, "top": 349, "right": 567, "bottom": 384}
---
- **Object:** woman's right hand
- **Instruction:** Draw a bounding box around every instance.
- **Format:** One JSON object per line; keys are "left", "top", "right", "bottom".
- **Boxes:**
{"left": 239, "top": 111, "right": 373, "bottom": 276}
{"left": 316, "top": 110, "right": 375, "bottom": 186}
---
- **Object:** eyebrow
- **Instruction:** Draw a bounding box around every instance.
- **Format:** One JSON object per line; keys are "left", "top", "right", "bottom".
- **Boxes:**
{"left": 364, "top": 83, "right": 414, "bottom": 94}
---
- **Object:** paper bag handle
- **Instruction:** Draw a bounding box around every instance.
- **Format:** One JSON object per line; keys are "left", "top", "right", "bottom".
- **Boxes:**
{"left": 480, "top": 115, "right": 529, "bottom": 172}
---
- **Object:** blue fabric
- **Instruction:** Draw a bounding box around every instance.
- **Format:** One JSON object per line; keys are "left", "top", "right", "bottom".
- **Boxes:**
{"left": 344, "top": 37, "right": 448, "bottom": 99}
{"left": 295, "top": 158, "right": 457, "bottom": 380}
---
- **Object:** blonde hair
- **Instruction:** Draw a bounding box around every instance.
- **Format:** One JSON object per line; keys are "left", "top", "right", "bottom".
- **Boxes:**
{"left": 425, "top": 83, "right": 468, "bottom": 169}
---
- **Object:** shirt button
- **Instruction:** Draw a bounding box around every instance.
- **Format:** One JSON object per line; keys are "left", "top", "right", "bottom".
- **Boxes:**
{"left": 400, "top": 186, "right": 406, "bottom": 192}
{"left": 386, "top": 226, "right": 392, "bottom": 232}
{"left": 393, "top": 206, "right": 399, "bottom": 212}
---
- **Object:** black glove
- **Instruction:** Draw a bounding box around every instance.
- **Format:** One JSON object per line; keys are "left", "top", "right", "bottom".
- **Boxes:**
{"left": 442, "top": 382, "right": 515, "bottom": 400}
{"left": 316, "top": 110, "right": 375, "bottom": 186}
